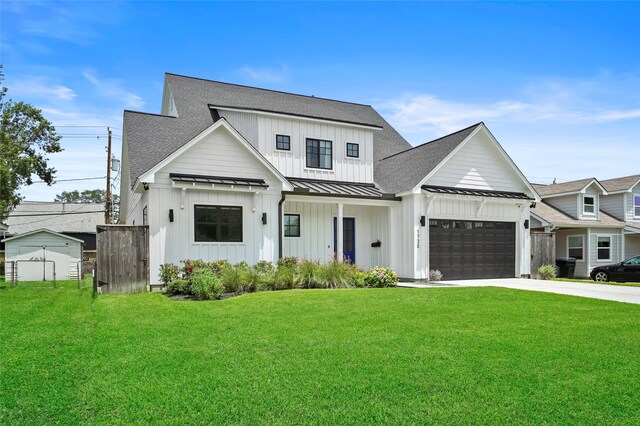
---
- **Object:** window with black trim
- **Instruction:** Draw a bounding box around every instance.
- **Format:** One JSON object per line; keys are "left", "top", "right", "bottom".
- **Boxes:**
{"left": 346, "top": 143, "right": 359, "bottom": 158}
{"left": 306, "top": 138, "right": 332, "bottom": 169}
{"left": 194, "top": 205, "right": 242, "bottom": 242}
{"left": 142, "top": 205, "right": 148, "bottom": 226}
{"left": 284, "top": 214, "right": 300, "bottom": 237}
{"left": 276, "top": 134, "right": 290, "bottom": 151}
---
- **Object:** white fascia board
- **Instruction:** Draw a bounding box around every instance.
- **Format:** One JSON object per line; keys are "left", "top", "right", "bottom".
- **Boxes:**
{"left": 284, "top": 194, "right": 400, "bottom": 207}
{"left": 211, "top": 106, "right": 382, "bottom": 131}
{"left": 1, "top": 228, "right": 85, "bottom": 244}
{"left": 412, "top": 124, "right": 541, "bottom": 201}
{"left": 137, "top": 119, "right": 293, "bottom": 192}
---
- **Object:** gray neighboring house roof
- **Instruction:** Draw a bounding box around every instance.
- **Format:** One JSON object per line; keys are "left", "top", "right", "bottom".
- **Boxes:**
{"left": 600, "top": 174, "right": 640, "bottom": 193}
{"left": 374, "top": 123, "right": 482, "bottom": 194}
{"left": 532, "top": 178, "right": 602, "bottom": 197}
{"left": 5, "top": 202, "right": 104, "bottom": 235}
{"left": 125, "top": 73, "right": 412, "bottom": 187}
{"left": 531, "top": 201, "right": 625, "bottom": 228}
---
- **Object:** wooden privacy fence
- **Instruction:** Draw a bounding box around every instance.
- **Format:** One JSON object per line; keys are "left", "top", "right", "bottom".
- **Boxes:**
{"left": 530, "top": 232, "right": 556, "bottom": 279}
{"left": 96, "top": 225, "right": 149, "bottom": 294}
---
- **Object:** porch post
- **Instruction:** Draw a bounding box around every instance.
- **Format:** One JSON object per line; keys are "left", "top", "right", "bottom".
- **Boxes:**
{"left": 337, "top": 202, "right": 344, "bottom": 260}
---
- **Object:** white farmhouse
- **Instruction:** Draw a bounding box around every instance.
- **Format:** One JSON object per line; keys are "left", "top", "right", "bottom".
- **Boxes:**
{"left": 120, "top": 74, "right": 539, "bottom": 284}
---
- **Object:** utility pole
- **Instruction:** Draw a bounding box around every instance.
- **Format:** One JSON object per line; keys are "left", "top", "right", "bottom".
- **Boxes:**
{"left": 105, "top": 127, "right": 112, "bottom": 224}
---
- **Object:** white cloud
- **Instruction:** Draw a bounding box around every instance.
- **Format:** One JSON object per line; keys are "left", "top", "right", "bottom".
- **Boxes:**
{"left": 8, "top": 77, "right": 77, "bottom": 101}
{"left": 379, "top": 75, "right": 640, "bottom": 137}
{"left": 82, "top": 71, "right": 144, "bottom": 108}
{"left": 237, "top": 64, "right": 290, "bottom": 84}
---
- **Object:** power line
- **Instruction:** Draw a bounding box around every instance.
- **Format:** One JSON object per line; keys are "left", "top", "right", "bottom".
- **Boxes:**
{"left": 9, "top": 210, "right": 106, "bottom": 218}
{"left": 31, "top": 176, "right": 106, "bottom": 184}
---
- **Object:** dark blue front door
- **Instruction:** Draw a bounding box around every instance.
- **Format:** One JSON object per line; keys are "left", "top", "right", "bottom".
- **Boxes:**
{"left": 333, "top": 217, "right": 355, "bottom": 263}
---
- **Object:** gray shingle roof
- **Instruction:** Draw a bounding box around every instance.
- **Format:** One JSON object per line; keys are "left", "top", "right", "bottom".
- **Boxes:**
{"left": 5, "top": 202, "right": 104, "bottom": 234}
{"left": 532, "top": 178, "right": 600, "bottom": 197}
{"left": 600, "top": 174, "right": 640, "bottom": 192}
{"left": 125, "top": 73, "right": 412, "bottom": 187}
{"left": 531, "top": 201, "right": 625, "bottom": 228}
{"left": 373, "top": 123, "right": 482, "bottom": 193}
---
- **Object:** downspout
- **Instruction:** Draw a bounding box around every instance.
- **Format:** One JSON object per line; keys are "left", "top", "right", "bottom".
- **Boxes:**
{"left": 278, "top": 193, "right": 286, "bottom": 259}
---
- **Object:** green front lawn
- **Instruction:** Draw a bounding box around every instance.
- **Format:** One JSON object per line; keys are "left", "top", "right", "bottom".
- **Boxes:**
{"left": 1, "top": 282, "right": 639, "bottom": 424}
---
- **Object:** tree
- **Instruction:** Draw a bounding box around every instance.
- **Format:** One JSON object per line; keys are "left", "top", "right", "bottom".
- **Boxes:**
{"left": 54, "top": 189, "right": 117, "bottom": 204}
{"left": 0, "top": 66, "right": 62, "bottom": 222}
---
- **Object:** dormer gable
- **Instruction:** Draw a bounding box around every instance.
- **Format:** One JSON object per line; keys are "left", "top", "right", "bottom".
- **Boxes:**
{"left": 534, "top": 178, "right": 607, "bottom": 220}
{"left": 600, "top": 174, "right": 640, "bottom": 222}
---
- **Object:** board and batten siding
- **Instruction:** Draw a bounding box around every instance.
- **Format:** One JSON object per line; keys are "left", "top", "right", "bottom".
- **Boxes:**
{"left": 221, "top": 110, "right": 375, "bottom": 183}
{"left": 282, "top": 202, "right": 389, "bottom": 270}
{"left": 425, "top": 131, "right": 526, "bottom": 193}
{"left": 146, "top": 125, "right": 284, "bottom": 283}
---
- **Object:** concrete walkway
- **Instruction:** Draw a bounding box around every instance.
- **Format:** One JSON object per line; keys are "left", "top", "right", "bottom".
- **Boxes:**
{"left": 399, "top": 278, "right": 640, "bottom": 305}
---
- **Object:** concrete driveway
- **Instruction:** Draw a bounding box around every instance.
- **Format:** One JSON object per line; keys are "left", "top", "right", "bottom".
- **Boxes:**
{"left": 401, "top": 278, "right": 640, "bottom": 305}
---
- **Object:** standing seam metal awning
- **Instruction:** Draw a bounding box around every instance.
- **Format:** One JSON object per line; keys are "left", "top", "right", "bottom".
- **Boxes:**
{"left": 170, "top": 173, "right": 269, "bottom": 188}
{"left": 422, "top": 185, "right": 531, "bottom": 200}
{"left": 286, "top": 177, "right": 400, "bottom": 200}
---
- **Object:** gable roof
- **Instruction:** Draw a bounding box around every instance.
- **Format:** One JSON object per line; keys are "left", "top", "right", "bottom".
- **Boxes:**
{"left": 600, "top": 174, "right": 640, "bottom": 193}
{"left": 124, "top": 73, "right": 412, "bottom": 187}
{"left": 373, "top": 123, "right": 483, "bottom": 193}
{"left": 5, "top": 202, "right": 103, "bottom": 235}
{"left": 532, "top": 178, "right": 606, "bottom": 198}
{"left": 531, "top": 201, "right": 625, "bottom": 229}
{"left": 1, "top": 228, "right": 85, "bottom": 244}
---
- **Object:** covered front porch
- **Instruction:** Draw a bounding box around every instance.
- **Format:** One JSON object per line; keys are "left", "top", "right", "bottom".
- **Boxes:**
{"left": 280, "top": 178, "right": 401, "bottom": 270}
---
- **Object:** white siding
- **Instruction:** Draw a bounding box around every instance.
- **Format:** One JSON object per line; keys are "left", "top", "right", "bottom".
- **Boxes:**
{"left": 546, "top": 195, "right": 579, "bottom": 219}
{"left": 282, "top": 202, "right": 389, "bottom": 270}
{"left": 147, "top": 125, "right": 284, "bottom": 283}
{"left": 5, "top": 231, "right": 82, "bottom": 280}
{"left": 426, "top": 131, "right": 527, "bottom": 193}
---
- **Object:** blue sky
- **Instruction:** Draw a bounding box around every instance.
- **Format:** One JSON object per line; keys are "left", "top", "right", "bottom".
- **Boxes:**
{"left": 2, "top": 1, "right": 639, "bottom": 201}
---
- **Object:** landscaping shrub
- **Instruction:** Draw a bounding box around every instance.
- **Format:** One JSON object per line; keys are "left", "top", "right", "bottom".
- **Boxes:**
{"left": 190, "top": 268, "right": 224, "bottom": 300}
{"left": 538, "top": 264, "right": 557, "bottom": 280}
{"left": 220, "top": 264, "right": 248, "bottom": 293}
{"left": 166, "top": 279, "right": 190, "bottom": 295}
{"left": 268, "top": 265, "right": 299, "bottom": 290}
{"left": 181, "top": 259, "right": 209, "bottom": 279}
{"left": 277, "top": 256, "right": 299, "bottom": 273}
{"left": 254, "top": 260, "right": 275, "bottom": 275}
{"left": 240, "top": 267, "right": 264, "bottom": 293}
{"left": 159, "top": 263, "right": 180, "bottom": 285}
{"left": 429, "top": 269, "right": 443, "bottom": 282}
{"left": 318, "top": 259, "right": 355, "bottom": 289}
{"left": 365, "top": 267, "right": 398, "bottom": 288}
{"left": 299, "top": 259, "right": 321, "bottom": 288}
{"left": 354, "top": 271, "right": 367, "bottom": 288}
{"left": 209, "top": 259, "right": 231, "bottom": 275}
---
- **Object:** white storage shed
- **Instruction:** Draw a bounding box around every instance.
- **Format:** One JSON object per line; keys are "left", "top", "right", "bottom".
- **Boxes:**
{"left": 2, "top": 229, "right": 84, "bottom": 281}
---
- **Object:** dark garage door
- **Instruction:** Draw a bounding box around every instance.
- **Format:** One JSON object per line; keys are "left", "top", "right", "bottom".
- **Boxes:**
{"left": 429, "top": 219, "right": 516, "bottom": 280}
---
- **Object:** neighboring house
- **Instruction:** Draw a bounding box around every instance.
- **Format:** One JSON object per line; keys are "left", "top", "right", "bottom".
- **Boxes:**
{"left": 120, "top": 73, "right": 539, "bottom": 284}
{"left": 600, "top": 174, "right": 640, "bottom": 258}
{"left": 1, "top": 201, "right": 104, "bottom": 262}
{"left": 2, "top": 229, "right": 84, "bottom": 281}
{"left": 530, "top": 176, "right": 640, "bottom": 279}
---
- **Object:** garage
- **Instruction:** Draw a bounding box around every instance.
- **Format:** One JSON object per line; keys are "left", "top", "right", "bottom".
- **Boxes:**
{"left": 429, "top": 219, "right": 516, "bottom": 280}
{"left": 2, "top": 229, "right": 83, "bottom": 281}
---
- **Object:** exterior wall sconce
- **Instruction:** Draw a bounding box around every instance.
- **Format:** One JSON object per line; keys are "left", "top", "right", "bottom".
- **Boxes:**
{"left": 262, "top": 213, "right": 267, "bottom": 225}
{"left": 420, "top": 216, "right": 426, "bottom": 227}
{"left": 524, "top": 219, "right": 529, "bottom": 229}
{"left": 169, "top": 209, "right": 174, "bottom": 223}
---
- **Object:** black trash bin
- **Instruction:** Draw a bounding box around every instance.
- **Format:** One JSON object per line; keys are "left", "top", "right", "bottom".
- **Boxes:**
{"left": 556, "top": 257, "right": 577, "bottom": 278}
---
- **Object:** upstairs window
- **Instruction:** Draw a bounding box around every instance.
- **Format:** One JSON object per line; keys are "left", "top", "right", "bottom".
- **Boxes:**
{"left": 583, "top": 196, "right": 595, "bottom": 215}
{"left": 567, "top": 235, "right": 584, "bottom": 260}
{"left": 306, "top": 138, "right": 332, "bottom": 169}
{"left": 597, "top": 236, "right": 611, "bottom": 261}
{"left": 634, "top": 194, "right": 640, "bottom": 218}
{"left": 276, "top": 134, "right": 290, "bottom": 151}
{"left": 194, "top": 205, "right": 242, "bottom": 242}
{"left": 346, "top": 143, "right": 359, "bottom": 158}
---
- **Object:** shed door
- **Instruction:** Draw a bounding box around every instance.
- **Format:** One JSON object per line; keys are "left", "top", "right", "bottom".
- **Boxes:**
{"left": 429, "top": 219, "right": 516, "bottom": 280}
